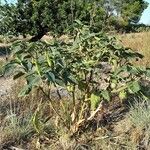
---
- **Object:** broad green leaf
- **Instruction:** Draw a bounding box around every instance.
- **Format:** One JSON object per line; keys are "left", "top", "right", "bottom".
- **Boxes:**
{"left": 47, "top": 72, "right": 55, "bottom": 82}
{"left": 26, "top": 75, "right": 41, "bottom": 87}
{"left": 127, "top": 66, "right": 140, "bottom": 75}
{"left": 90, "top": 93, "right": 100, "bottom": 111}
{"left": 68, "top": 76, "right": 77, "bottom": 84}
{"left": 55, "top": 79, "right": 65, "bottom": 86}
{"left": 18, "top": 85, "right": 31, "bottom": 97}
{"left": 101, "top": 90, "right": 110, "bottom": 101}
{"left": 75, "top": 20, "right": 83, "bottom": 25}
{"left": 128, "top": 81, "right": 140, "bottom": 94}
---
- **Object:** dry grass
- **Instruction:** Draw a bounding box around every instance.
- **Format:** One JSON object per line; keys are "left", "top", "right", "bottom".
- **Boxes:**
{"left": 119, "top": 32, "right": 150, "bottom": 67}
{"left": 0, "top": 35, "right": 24, "bottom": 44}
{"left": 0, "top": 79, "right": 32, "bottom": 148}
{"left": 127, "top": 100, "right": 150, "bottom": 149}
{"left": 0, "top": 78, "right": 59, "bottom": 149}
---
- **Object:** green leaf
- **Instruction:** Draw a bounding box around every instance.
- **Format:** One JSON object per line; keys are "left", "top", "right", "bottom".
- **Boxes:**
{"left": 55, "top": 79, "right": 65, "bottom": 86}
{"left": 90, "top": 93, "right": 100, "bottom": 111}
{"left": 128, "top": 81, "right": 140, "bottom": 94}
{"left": 127, "top": 65, "right": 140, "bottom": 75}
{"left": 68, "top": 76, "right": 77, "bottom": 84}
{"left": 18, "top": 85, "right": 31, "bottom": 97}
{"left": 30, "top": 76, "right": 41, "bottom": 87}
{"left": 101, "top": 90, "right": 110, "bottom": 101}
{"left": 75, "top": 20, "right": 83, "bottom": 25}
{"left": 47, "top": 72, "right": 55, "bottom": 82}
{"left": 119, "top": 90, "right": 127, "bottom": 100}
{"left": 26, "top": 75, "right": 41, "bottom": 87}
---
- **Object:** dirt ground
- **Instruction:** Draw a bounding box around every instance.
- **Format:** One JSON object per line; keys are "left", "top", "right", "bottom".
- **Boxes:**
{"left": 0, "top": 77, "right": 14, "bottom": 99}
{"left": 0, "top": 53, "right": 14, "bottom": 99}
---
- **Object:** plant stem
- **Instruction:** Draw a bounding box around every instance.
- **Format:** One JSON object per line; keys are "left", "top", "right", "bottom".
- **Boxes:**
{"left": 39, "top": 86, "right": 69, "bottom": 129}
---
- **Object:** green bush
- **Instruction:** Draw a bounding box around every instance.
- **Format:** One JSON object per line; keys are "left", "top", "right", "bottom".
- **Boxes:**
{"left": 5, "top": 22, "right": 150, "bottom": 134}
{"left": 0, "top": 0, "right": 148, "bottom": 37}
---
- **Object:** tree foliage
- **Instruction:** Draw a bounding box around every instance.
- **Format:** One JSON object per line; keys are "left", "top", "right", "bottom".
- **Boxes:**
{"left": 0, "top": 0, "right": 148, "bottom": 38}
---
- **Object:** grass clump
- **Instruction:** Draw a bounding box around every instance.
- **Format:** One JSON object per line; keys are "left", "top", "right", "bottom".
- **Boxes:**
{"left": 0, "top": 112, "right": 32, "bottom": 149}
{"left": 128, "top": 100, "right": 150, "bottom": 149}
{"left": 128, "top": 100, "right": 150, "bottom": 129}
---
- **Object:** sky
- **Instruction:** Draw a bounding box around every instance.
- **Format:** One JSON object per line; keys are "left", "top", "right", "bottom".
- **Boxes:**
{"left": 140, "top": 0, "right": 150, "bottom": 24}
{"left": 1, "top": 0, "right": 150, "bottom": 25}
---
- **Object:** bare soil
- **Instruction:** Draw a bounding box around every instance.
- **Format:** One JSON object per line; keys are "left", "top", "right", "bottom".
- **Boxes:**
{"left": 0, "top": 77, "right": 14, "bottom": 99}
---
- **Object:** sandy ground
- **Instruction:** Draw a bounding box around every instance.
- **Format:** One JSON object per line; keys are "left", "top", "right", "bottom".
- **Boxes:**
{"left": 0, "top": 51, "right": 13, "bottom": 99}
{"left": 0, "top": 77, "right": 14, "bottom": 98}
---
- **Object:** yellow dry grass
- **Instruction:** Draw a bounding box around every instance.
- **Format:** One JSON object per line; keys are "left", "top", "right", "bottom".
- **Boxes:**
{"left": 119, "top": 32, "right": 150, "bottom": 67}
